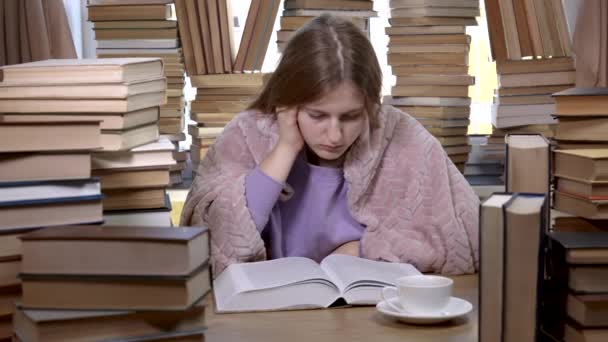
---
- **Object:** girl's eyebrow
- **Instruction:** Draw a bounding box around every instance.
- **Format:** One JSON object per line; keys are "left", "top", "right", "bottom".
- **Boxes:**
{"left": 303, "top": 106, "right": 364, "bottom": 116}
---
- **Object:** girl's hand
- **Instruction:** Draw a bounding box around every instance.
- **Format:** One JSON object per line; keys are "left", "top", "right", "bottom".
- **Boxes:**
{"left": 276, "top": 107, "right": 305, "bottom": 156}
{"left": 331, "top": 241, "right": 360, "bottom": 257}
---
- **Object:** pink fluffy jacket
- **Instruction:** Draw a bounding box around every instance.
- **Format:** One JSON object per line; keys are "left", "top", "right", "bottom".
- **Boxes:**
{"left": 181, "top": 105, "right": 479, "bottom": 277}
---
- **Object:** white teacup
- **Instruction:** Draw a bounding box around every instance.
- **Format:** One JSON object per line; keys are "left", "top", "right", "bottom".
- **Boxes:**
{"left": 381, "top": 275, "right": 453, "bottom": 315}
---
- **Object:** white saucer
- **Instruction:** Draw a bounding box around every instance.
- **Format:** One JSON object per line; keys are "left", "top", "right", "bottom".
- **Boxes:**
{"left": 376, "top": 297, "right": 473, "bottom": 325}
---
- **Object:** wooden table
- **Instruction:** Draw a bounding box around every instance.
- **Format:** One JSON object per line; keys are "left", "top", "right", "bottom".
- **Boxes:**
{"left": 204, "top": 275, "right": 478, "bottom": 342}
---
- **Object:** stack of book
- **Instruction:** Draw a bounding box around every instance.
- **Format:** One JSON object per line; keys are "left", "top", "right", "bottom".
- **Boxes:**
{"left": 0, "top": 60, "right": 118, "bottom": 339}
{"left": 93, "top": 137, "right": 176, "bottom": 226}
{"left": 465, "top": 135, "right": 504, "bottom": 186}
{"left": 90, "top": 0, "right": 188, "bottom": 182}
{"left": 491, "top": 58, "right": 575, "bottom": 130}
{"left": 484, "top": 0, "right": 573, "bottom": 141}
{"left": 552, "top": 88, "right": 608, "bottom": 223}
{"left": 1, "top": 58, "right": 172, "bottom": 227}
{"left": 383, "top": 0, "right": 480, "bottom": 173}
{"left": 15, "top": 225, "right": 211, "bottom": 342}
{"left": 542, "top": 232, "right": 608, "bottom": 342}
{"left": 171, "top": 148, "right": 189, "bottom": 185}
{"left": 276, "top": 0, "right": 376, "bottom": 52}
{"left": 187, "top": 73, "right": 267, "bottom": 173}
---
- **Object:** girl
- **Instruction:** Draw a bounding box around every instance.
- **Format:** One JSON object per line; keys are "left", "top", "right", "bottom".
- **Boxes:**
{"left": 181, "top": 15, "right": 479, "bottom": 277}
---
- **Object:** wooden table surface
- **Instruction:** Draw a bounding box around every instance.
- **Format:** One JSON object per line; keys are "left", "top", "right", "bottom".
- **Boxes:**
{"left": 204, "top": 275, "right": 478, "bottom": 342}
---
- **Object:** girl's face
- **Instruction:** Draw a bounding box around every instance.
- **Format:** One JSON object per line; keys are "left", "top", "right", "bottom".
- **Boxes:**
{"left": 297, "top": 81, "right": 366, "bottom": 167}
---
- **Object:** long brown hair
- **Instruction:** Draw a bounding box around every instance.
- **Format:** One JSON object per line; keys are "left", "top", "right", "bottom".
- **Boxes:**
{"left": 248, "top": 14, "right": 382, "bottom": 124}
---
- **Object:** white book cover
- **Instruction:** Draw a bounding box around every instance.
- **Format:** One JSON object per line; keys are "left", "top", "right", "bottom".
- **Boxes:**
{"left": 0, "top": 179, "right": 100, "bottom": 203}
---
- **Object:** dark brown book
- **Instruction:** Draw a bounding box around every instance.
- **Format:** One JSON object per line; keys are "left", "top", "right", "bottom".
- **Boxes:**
{"left": 13, "top": 303, "right": 206, "bottom": 342}
{"left": 102, "top": 188, "right": 167, "bottom": 211}
{"left": 21, "top": 225, "right": 208, "bottom": 276}
{"left": 0, "top": 285, "right": 21, "bottom": 317}
{"left": 554, "top": 88, "right": 608, "bottom": 116}
{"left": 554, "top": 217, "right": 608, "bottom": 233}
{"left": 20, "top": 265, "right": 210, "bottom": 311}
{"left": 95, "top": 168, "right": 171, "bottom": 190}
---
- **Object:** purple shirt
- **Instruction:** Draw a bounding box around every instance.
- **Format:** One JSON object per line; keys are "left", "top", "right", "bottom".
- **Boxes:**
{"left": 244, "top": 153, "right": 365, "bottom": 262}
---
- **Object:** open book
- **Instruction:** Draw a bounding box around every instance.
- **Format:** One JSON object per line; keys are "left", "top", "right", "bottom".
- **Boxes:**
{"left": 214, "top": 254, "right": 420, "bottom": 312}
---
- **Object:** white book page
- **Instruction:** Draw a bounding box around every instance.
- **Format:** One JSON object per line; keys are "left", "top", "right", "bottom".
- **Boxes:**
{"left": 320, "top": 255, "right": 421, "bottom": 293}
{"left": 214, "top": 257, "right": 339, "bottom": 312}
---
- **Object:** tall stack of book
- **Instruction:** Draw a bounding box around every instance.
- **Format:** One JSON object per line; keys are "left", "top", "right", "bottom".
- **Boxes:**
{"left": 485, "top": 0, "right": 573, "bottom": 141}
{"left": 383, "top": 0, "right": 480, "bottom": 173}
{"left": 2, "top": 58, "right": 172, "bottom": 227}
{"left": 0, "top": 60, "right": 112, "bottom": 340}
{"left": 491, "top": 58, "right": 575, "bottom": 131}
{"left": 93, "top": 137, "right": 176, "bottom": 226}
{"left": 542, "top": 232, "right": 608, "bottom": 342}
{"left": 89, "top": 0, "right": 188, "bottom": 183}
{"left": 276, "top": 0, "right": 376, "bottom": 52}
{"left": 15, "top": 225, "right": 210, "bottom": 342}
{"left": 552, "top": 88, "right": 608, "bottom": 223}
